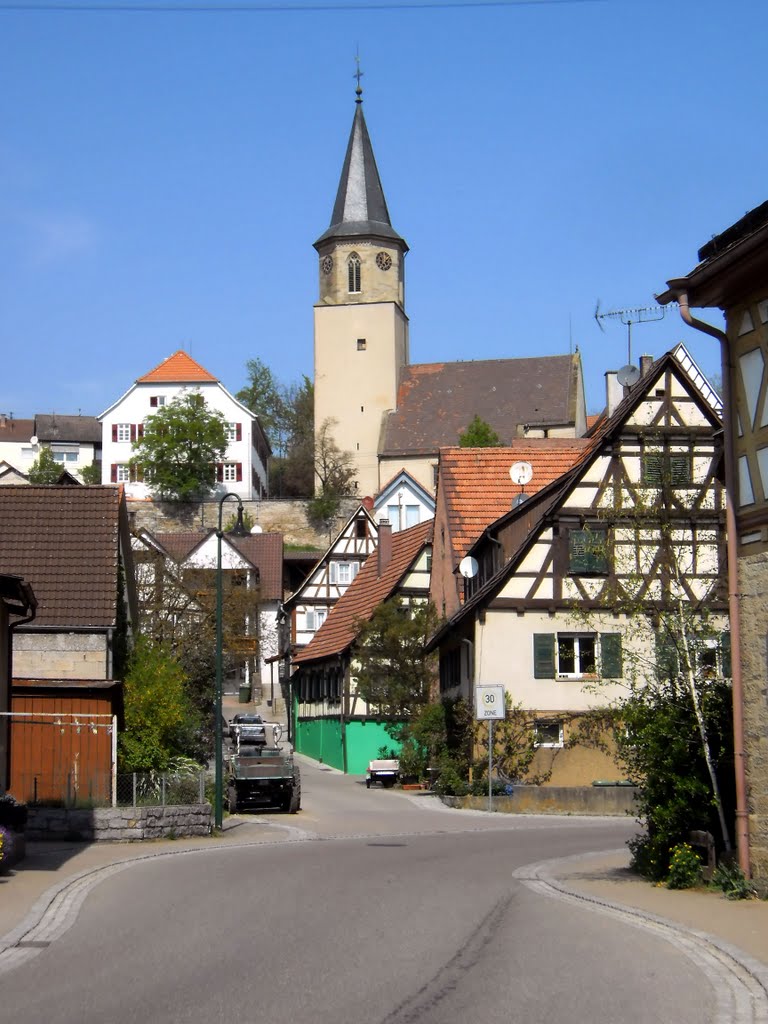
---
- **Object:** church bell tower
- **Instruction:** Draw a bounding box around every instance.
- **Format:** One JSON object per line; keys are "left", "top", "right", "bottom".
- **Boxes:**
{"left": 313, "top": 82, "right": 409, "bottom": 498}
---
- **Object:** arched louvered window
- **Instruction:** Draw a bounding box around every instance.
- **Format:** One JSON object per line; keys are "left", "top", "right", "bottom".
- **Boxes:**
{"left": 348, "top": 252, "right": 361, "bottom": 293}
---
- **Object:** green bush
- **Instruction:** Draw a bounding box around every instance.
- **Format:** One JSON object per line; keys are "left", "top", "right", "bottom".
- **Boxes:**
{"left": 709, "top": 861, "right": 755, "bottom": 900}
{"left": 666, "top": 843, "right": 702, "bottom": 889}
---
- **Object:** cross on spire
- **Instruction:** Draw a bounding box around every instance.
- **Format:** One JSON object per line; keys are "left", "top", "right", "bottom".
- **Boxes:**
{"left": 354, "top": 51, "right": 364, "bottom": 103}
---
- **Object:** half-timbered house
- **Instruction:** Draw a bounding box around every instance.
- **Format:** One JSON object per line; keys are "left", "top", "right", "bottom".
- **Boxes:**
{"left": 291, "top": 520, "right": 432, "bottom": 773}
{"left": 282, "top": 503, "right": 379, "bottom": 654}
{"left": 428, "top": 345, "right": 730, "bottom": 785}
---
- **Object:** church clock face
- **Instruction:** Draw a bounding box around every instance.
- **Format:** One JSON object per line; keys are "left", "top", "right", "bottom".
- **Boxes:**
{"left": 375, "top": 251, "right": 392, "bottom": 271}
{"left": 321, "top": 255, "right": 334, "bottom": 275}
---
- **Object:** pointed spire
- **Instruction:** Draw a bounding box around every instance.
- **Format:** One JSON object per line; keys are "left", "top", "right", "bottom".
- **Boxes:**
{"left": 314, "top": 97, "right": 407, "bottom": 251}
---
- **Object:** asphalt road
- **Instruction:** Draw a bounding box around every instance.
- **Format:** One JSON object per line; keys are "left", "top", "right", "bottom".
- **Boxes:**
{"left": 0, "top": 761, "right": 728, "bottom": 1023}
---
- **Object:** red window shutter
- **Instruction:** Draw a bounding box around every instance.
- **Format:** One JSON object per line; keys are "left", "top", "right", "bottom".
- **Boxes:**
{"left": 150, "top": 396, "right": 158, "bottom": 408}
{"left": 216, "top": 463, "right": 223, "bottom": 483}
{"left": 236, "top": 463, "right": 243, "bottom": 482}
{"left": 112, "top": 425, "right": 118, "bottom": 442}
{"left": 111, "top": 464, "right": 118, "bottom": 483}
{"left": 236, "top": 423, "right": 242, "bottom": 442}
{"left": 130, "top": 424, "right": 136, "bottom": 442}
{"left": 138, "top": 423, "right": 144, "bottom": 439}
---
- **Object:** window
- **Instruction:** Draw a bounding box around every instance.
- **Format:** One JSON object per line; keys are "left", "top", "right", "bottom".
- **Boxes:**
{"left": 387, "top": 504, "right": 401, "bottom": 531}
{"left": 225, "top": 422, "right": 242, "bottom": 442}
{"left": 52, "top": 447, "right": 78, "bottom": 463}
{"left": 533, "top": 632, "right": 622, "bottom": 680}
{"left": 357, "top": 338, "right": 367, "bottom": 351}
{"left": 568, "top": 527, "right": 609, "bottom": 575}
{"left": 305, "top": 608, "right": 327, "bottom": 632}
{"left": 535, "top": 720, "right": 564, "bottom": 748}
{"left": 405, "top": 505, "right": 419, "bottom": 528}
{"left": 115, "top": 464, "right": 131, "bottom": 483}
{"left": 348, "top": 252, "right": 361, "bottom": 293}
{"left": 439, "top": 647, "right": 462, "bottom": 693}
{"left": 642, "top": 450, "right": 692, "bottom": 487}
{"left": 329, "top": 561, "right": 358, "bottom": 585}
{"left": 149, "top": 396, "right": 166, "bottom": 408}
{"left": 222, "top": 463, "right": 238, "bottom": 482}
{"left": 116, "top": 423, "right": 131, "bottom": 443}
{"left": 355, "top": 517, "right": 367, "bottom": 539}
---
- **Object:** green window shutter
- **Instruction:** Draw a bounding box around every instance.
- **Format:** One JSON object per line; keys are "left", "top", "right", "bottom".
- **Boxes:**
{"left": 600, "top": 633, "right": 623, "bottom": 678}
{"left": 655, "top": 630, "right": 679, "bottom": 682}
{"left": 568, "top": 528, "right": 609, "bottom": 575}
{"left": 533, "top": 634, "right": 555, "bottom": 679}
{"left": 720, "top": 631, "right": 732, "bottom": 677}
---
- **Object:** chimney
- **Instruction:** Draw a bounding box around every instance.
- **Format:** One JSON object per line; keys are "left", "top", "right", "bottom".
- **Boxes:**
{"left": 605, "top": 371, "right": 623, "bottom": 416}
{"left": 0, "top": 413, "right": 6, "bottom": 429}
{"left": 639, "top": 354, "right": 654, "bottom": 378}
{"left": 377, "top": 519, "right": 393, "bottom": 576}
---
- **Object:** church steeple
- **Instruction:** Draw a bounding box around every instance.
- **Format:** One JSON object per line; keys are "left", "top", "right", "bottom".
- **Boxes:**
{"left": 314, "top": 99, "right": 407, "bottom": 251}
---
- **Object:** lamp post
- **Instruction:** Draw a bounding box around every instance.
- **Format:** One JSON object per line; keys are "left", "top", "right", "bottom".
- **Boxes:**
{"left": 215, "top": 492, "right": 247, "bottom": 830}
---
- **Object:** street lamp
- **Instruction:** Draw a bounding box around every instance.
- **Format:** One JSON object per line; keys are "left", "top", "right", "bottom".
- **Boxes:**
{"left": 214, "top": 492, "right": 248, "bottom": 829}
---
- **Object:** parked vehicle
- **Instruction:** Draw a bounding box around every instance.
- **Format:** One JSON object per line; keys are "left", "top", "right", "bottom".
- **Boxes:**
{"left": 226, "top": 746, "right": 301, "bottom": 813}
{"left": 366, "top": 758, "right": 400, "bottom": 789}
{"left": 228, "top": 714, "right": 265, "bottom": 746}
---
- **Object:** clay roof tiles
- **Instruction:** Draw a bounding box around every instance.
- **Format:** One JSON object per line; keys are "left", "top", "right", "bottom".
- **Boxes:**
{"left": 0, "top": 485, "right": 124, "bottom": 628}
{"left": 439, "top": 441, "right": 588, "bottom": 566}
{"left": 137, "top": 350, "right": 218, "bottom": 384}
{"left": 293, "top": 520, "right": 432, "bottom": 665}
{"left": 381, "top": 355, "right": 581, "bottom": 454}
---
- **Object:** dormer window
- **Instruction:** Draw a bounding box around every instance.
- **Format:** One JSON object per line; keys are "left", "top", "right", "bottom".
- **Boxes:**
{"left": 348, "top": 252, "right": 361, "bottom": 293}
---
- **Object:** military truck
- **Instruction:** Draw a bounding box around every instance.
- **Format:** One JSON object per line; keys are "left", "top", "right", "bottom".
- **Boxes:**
{"left": 226, "top": 745, "right": 301, "bottom": 814}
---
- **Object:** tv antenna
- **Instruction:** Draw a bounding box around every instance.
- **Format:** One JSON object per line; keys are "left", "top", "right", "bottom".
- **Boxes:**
{"left": 510, "top": 461, "right": 533, "bottom": 508}
{"left": 594, "top": 301, "right": 667, "bottom": 367}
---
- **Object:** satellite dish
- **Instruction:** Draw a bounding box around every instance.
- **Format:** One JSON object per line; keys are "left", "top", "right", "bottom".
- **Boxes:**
{"left": 617, "top": 364, "right": 641, "bottom": 387}
{"left": 459, "top": 556, "right": 479, "bottom": 579}
{"left": 509, "top": 461, "right": 533, "bottom": 486}
{"left": 250, "top": 525, "right": 263, "bottom": 534}
{"left": 29, "top": 435, "right": 38, "bottom": 445}
{"left": 513, "top": 493, "right": 528, "bottom": 509}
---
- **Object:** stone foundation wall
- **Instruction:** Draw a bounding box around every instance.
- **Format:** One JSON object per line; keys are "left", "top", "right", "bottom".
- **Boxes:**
{"left": 26, "top": 804, "right": 212, "bottom": 842}
{"left": 127, "top": 496, "right": 360, "bottom": 549}
{"left": 440, "top": 785, "right": 638, "bottom": 816}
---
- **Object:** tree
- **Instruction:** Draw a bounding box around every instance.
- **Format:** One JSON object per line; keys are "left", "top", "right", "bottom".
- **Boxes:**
{"left": 130, "top": 391, "right": 228, "bottom": 501}
{"left": 27, "top": 444, "right": 60, "bottom": 484}
{"left": 118, "top": 638, "right": 201, "bottom": 772}
{"left": 353, "top": 599, "right": 439, "bottom": 717}
{"left": 236, "top": 357, "right": 286, "bottom": 444}
{"left": 81, "top": 461, "right": 102, "bottom": 484}
{"left": 459, "top": 415, "right": 502, "bottom": 448}
{"left": 306, "top": 417, "right": 357, "bottom": 533}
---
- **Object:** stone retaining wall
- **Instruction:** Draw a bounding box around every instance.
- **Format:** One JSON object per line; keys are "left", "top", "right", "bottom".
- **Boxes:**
{"left": 26, "top": 804, "right": 212, "bottom": 842}
{"left": 440, "top": 785, "right": 639, "bottom": 816}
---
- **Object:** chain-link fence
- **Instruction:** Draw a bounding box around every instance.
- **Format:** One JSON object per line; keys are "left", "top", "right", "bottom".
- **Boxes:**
{"left": 13, "top": 770, "right": 209, "bottom": 808}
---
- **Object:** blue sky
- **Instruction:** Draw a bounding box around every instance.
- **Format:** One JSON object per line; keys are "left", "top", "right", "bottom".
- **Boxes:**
{"left": 1, "top": 0, "right": 764, "bottom": 421}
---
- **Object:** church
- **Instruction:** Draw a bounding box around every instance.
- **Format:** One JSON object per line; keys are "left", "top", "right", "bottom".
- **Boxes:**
{"left": 312, "top": 84, "right": 588, "bottom": 499}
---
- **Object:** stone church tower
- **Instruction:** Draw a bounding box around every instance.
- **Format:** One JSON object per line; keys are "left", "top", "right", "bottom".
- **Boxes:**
{"left": 313, "top": 87, "right": 409, "bottom": 498}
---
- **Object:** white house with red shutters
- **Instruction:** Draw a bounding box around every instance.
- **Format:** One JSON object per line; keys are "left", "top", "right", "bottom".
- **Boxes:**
{"left": 98, "top": 351, "right": 270, "bottom": 500}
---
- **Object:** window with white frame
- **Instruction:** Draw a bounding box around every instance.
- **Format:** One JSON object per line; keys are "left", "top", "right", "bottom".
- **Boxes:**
{"left": 535, "top": 720, "right": 564, "bottom": 748}
{"left": 556, "top": 634, "right": 597, "bottom": 677}
{"left": 116, "top": 464, "right": 131, "bottom": 483}
{"left": 305, "top": 607, "right": 327, "bottom": 632}
{"left": 52, "top": 446, "right": 79, "bottom": 463}
{"left": 116, "top": 423, "right": 131, "bottom": 443}
{"left": 149, "top": 396, "right": 166, "bottom": 408}
{"left": 222, "top": 463, "right": 238, "bottom": 482}
{"left": 329, "top": 561, "right": 358, "bottom": 585}
{"left": 225, "top": 422, "right": 238, "bottom": 442}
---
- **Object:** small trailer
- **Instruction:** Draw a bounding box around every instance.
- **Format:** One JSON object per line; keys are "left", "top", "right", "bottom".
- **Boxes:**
{"left": 366, "top": 758, "right": 400, "bottom": 789}
{"left": 226, "top": 747, "right": 301, "bottom": 813}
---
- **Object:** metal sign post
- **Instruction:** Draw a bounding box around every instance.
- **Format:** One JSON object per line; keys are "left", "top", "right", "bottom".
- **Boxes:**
{"left": 475, "top": 685, "right": 505, "bottom": 813}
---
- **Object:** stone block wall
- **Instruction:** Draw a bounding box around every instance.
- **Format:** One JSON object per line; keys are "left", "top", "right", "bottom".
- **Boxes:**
{"left": 127, "top": 496, "right": 360, "bottom": 549}
{"left": 737, "top": 552, "right": 768, "bottom": 879}
{"left": 26, "top": 804, "right": 212, "bottom": 842}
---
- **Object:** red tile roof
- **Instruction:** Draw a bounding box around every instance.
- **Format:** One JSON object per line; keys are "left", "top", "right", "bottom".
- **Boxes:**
{"left": 0, "top": 486, "right": 125, "bottom": 628}
{"left": 439, "top": 441, "right": 588, "bottom": 565}
{"left": 293, "top": 520, "right": 432, "bottom": 664}
{"left": 0, "top": 417, "right": 35, "bottom": 443}
{"left": 137, "top": 351, "right": 218, "bottom": 384}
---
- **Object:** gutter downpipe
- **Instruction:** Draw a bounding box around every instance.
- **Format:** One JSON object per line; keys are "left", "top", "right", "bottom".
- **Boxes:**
{"left": 673, "top": 290, "right": 750, "bottom": 877}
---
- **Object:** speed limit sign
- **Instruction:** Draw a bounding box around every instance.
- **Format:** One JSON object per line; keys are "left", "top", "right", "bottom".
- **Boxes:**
{"left": 475, "top": 684, "right": 505, "bottom": 720}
